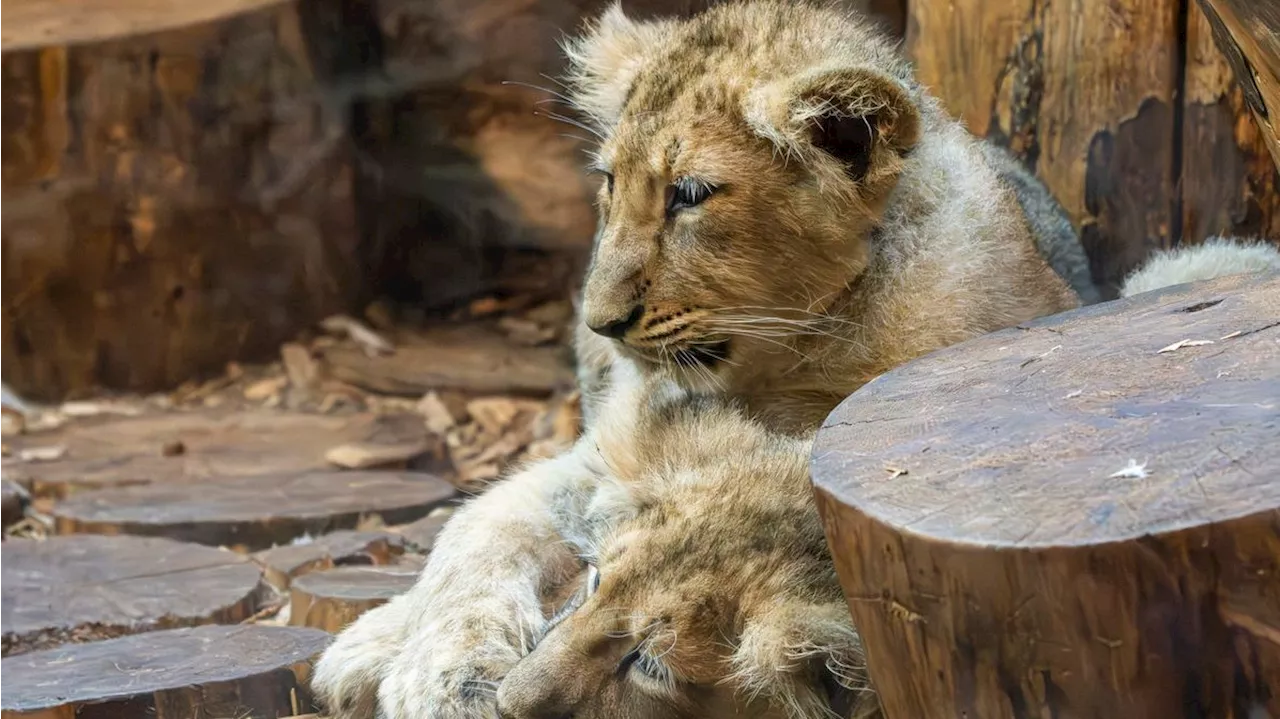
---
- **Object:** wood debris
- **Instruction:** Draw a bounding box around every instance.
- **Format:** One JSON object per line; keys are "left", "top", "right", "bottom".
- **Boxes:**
{"left": 1108, "top": 459, "right": 1150, "bottom": 479}
{"left": 280, "top": 343, "right": 320, "bottom": 391}
{"left": 320, "top": 314, "right": 395, "bottom": 357}
{"left": 1157, "top": 338, "right": 1215, "bottom": 354}
{"left": 244, "top": 376, "right": 288, "bottom": 401}
{"left": 17, "top": 446, "right": 67, "bottom": 463}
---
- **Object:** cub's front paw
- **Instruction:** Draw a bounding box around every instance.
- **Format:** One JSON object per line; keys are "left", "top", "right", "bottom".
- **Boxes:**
{"left": 376, "top": 612, "right": 534, "bottom": 719}
{"left": 311, "top": 596, "right": 410, "bottom": 718}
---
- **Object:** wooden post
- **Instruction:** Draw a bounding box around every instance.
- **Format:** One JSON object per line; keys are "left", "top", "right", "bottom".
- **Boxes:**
{"left": 906, "top": 0, "right": 1183, "bottom": 295}
{"left": 1, "top": 0, "right": 362, "bottom": 400}
{"left": 1195, "top": 0, "right": 1280, "bottom": 171}
{"left": 812, "top": 272, "right": 1280, "bottom": 718}
{"left": 1181, "top": 1, "right": 1280, "bottom": 242}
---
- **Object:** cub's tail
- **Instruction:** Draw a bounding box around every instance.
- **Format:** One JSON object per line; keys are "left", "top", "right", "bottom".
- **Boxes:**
{"left": 1119, "top": 236, "right": 1280, "bottom": 299}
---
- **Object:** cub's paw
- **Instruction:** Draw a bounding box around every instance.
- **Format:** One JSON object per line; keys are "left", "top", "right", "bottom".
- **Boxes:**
{"left": 376, "top": 612, "right": 535, "bottom": 719}
{"left": 311, "top": 597, "right": 409, "bottom": 718}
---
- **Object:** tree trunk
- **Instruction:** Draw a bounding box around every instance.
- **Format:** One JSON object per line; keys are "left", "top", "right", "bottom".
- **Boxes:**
{"left": 907, "top": 0, "right": 1180, "bottom": 296}
{"left": 1181, "top": 1, "right": 1280, "bottom": 243}
{"left": 1, "top": 0, "right": 361, "bottom": 401}
{"left": 812, "top": 271, "right": 1280, "bottom": 718}
{"left": 1195, "top": 0, "right": 1280, "bottom": 171}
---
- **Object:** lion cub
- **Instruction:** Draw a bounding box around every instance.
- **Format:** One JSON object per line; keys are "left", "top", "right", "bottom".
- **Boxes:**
{"left": 497, "top": 384, "right": 875, "bottom": 719}
{"left": 567, "top": 0, "right": 1089, "bottom": 430}
{"left": 316, "top": 366, "right": 874, "bottom": 719}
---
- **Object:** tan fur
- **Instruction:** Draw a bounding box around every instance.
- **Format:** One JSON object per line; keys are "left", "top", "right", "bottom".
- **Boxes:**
{"left": 497, "top": 382, "right": 876, "bottom": 719}
{"left": 568, "top": 0, "right": 1081, "bottom": 432}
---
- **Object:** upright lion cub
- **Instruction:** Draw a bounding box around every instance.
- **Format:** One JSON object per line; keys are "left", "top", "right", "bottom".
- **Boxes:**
{"left": 566, "top": 0, "right": 1089, "bottom": 430}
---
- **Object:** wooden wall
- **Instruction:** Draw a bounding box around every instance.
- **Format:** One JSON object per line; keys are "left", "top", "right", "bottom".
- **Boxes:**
{"left": 906, "top": 0, "right": 1280, "bottom": 296}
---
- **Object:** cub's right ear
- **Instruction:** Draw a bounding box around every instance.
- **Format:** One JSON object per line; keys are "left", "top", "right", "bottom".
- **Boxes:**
{"left": 561, "top": 3, "right": 670, "bottom": 127}
{"left": 747, "top": 65, "right": 921, "bottom": 193}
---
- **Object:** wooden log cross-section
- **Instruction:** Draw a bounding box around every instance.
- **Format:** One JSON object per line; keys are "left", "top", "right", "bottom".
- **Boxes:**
{"left": 290, "top": 566, "right": 418, "bottom": 633}
{"left": 50, "top": 470, "right": 457, "bottom": 551}
{"left": 0, "top": 624, "right": 331, "bottom": 718}
{"left": 2, "top": 535, "right": 271, "bottom": 657}
{"left": 812, "top": 271, "right": 1280, "bottom": 718}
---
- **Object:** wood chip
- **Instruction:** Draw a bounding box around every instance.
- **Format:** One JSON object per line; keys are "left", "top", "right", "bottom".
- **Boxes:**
{"left": 244, "top": 376, "right": 288, "bottom": 401}
{"left": 59, "top": 401, "right": 143, "bottom": 418}
{"left": 499, "top": 316, "right": 558, "bottom": 345}
{"left": 321, "top": 314, "right": 395, "bottom": 357}
{"left": 1157, "top": 338, "right": 1215, "bottom": 354}
{"left": 17, "top": 445, "right": 66, "bottom": 463}
{"left": 281, "top": 343, "right": 321, "bottom": 390}
{"left": 417, "top": 392, "right": 457, "bottom": 435}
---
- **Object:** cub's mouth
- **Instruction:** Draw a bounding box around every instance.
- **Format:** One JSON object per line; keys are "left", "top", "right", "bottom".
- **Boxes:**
{"left": 672, "top": 340, "right": 731, "bottom": 368}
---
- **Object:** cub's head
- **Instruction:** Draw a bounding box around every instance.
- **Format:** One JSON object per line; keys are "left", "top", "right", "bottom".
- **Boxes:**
{"left": 496, "top": 402, "right": 876, "bottom": 719}
{"left": 564, "top": 1, "right": 921, "bottom": 371}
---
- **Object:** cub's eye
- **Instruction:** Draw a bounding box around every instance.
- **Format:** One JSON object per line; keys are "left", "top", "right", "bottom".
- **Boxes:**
{"left": 586, "top": 565, "right": 601, "bottom": 596}
{"left": 667, "top": 177, "right": 715, "bottom": 214}
{"left": 618, "top": 648, "right": 668, "bottom": 683}
{"left": 593, "top": 170, "right": 614, "bottom": 195}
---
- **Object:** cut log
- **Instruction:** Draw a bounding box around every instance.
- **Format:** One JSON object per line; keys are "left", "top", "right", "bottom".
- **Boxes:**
{"left": 389, "top": 510, "right": 452, "bottom": 553}
{"left": 2, "top": 535, "right": 271, "bottom": 657}
{"left": 6, "top": 410, "right": 428, "bottom": 499}
{"left": 1, "top": 0, "right": 361, "bottom": 401}
{"left": 907, "top": 0, "right": 1181, "bottom": 295}
{"left": 0, "top": 624, "right": 330, "bottom": 718}
{"left": 320, "top": 325, "right": 574, "bottom": 397}
{"left": 811, "top": 271, "right": 1280, "bottom": 719}
{"left": 289, "top": 567, "right": 418, "bottom": 633}
{"left": 1196, "top": 0, "right": 1280, "bottom": 170}
{"left": 253, "top": 530, "right": 406, "bottom": 590}
{"left": 51, "top": 470, "right": 455, "bottom": 551}
{"left": 1182, "top": 1, "right": 1280, "bottom": 242}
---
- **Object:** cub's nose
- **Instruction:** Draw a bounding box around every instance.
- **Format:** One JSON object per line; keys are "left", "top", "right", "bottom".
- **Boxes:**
{"left": 587, "top": 305, "right": 643, "bottom": 339}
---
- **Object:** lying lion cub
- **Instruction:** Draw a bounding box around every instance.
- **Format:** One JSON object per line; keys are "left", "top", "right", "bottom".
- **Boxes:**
{"left": 314, "top": 365, "right": 877, "bottom": 719}
{"left": 495, "top": 378, "right": 875, "bottom": 719}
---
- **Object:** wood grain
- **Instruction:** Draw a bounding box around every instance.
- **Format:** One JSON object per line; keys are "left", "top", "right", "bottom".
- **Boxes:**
{"left": 1, "top": 0, "right": 360, "bottom": 400}
{"left": 6, "top": 410, "right": 430, "bottom": 499}
{"left": 907, "top": 0, "right": 1182, "bottom": 295}
{"left": 812, "top": 271, "right": 1280, "bottom": 718}
{"left": 289, "top": 566, "right": 418, "bottom": 633}
{"left": 1197, "top": 0, "right": 1280, "bottom": 171}
{"left": 51, "top": 470, "right": 456, "bottom": 550}
{"left": 0, "top": 624, "right": 330, "bottom": 718}
{"left": 2, "top": 535, "right": 270, "bottom": 656}
{"left": 253, "top": 530, "right": 406, "bottom": 590}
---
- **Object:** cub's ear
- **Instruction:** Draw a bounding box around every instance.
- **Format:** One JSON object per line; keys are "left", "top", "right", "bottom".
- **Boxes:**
{"left": 731, "top": 601, "right": 875, "bottom": 719}
{"left": 747, "top": 65, "right": 920, "bottom": 187}
{"left": 561, "top": 3, "right": 670, "bottom": 127}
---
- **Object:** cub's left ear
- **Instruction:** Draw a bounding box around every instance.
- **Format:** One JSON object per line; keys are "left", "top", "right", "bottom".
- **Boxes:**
{"left": 748, "top": 65, "right": 921, "bottom": 187}
{"left": 731, "top": 601, "right": 876, "bottom": 719}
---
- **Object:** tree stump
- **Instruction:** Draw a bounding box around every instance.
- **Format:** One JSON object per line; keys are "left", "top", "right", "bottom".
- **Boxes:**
{"left": 389, "top": 510, "right": 452, "bottom": 553}
{"left": 289, "top": 567, "right": 418, "bottom": 633}
{"left": 6, "top": 410, "right": 429, "bottom": 499}
{"left": 1, "top": 0, "right": 360, "bottom": 401}
{"left": 2, "top": 535, "right": 271, "bottom": 656}
{"left": 253, "top": 530, "right": 406, "bottom": 590}
{"left": 51, "top": 470, "right": 455, "bottom": 551}
{"left": 0, "top": 624, "right": 330, "bottom": 718}
{"left": 1196, "top": 0, "right": 1280, "bottom": 171}
{"left": 812, "top": 271, "right": 1280, "bottom": 718}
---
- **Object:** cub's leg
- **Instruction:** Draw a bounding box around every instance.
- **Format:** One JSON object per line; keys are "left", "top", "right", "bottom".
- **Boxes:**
{"left": 311, "top": 449, "right": 600, "bottom": 719}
